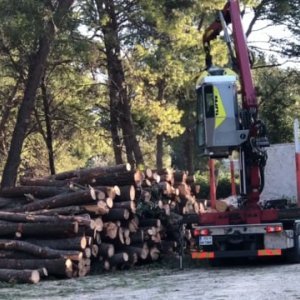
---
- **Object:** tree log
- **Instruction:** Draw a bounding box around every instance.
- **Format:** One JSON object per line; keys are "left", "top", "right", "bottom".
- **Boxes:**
{"left": 114, "top": 185, "right": 136, "bottom": 202}
{"left": 31, "top": 206, "right": 84, "bottom": 216}
{"left": 215, "top": 199, "right": 229, "bottom": 212}
{"left": 93, "top": 186, "right": 117, "bottom": 200}
{"left": 0, "top": 197, "right": 28, "bottom": 209}
{"left": 13, "top": 189, "right": 99, "bottom": 212}
{"left": 0, "top": 211, "right": 92, "bottom": 227}
{"left": 91, "top": 244, "right": 99, "bottom": 257}
{"left": 0, "top": 258, "right": 73, "bottom": 277}
{"left": 85, "top": 171, "right": 142, "bottom": 187}
{"left": 0, "top": 268, "right": 41, "bottom": 284}
{"left": 130, "top": 231, "right": 144, "bottom": 244}
{"left": 102, "top": 222, "right": 119, "bottom": 239}
{"left": 0, "top": 186, "right": 70, "bottom": 198}
{"left": 139, "top": 218, "right": 161, "bottom": 228}
{"left": 149, "top": 246, "right": 160, "bottom": 261}
{"left": 102, "top": 208, "right": 130, "bottom": 222}
{"left": 120, "top": 245, "right": 149, "bottom": 260}
{"left": 82, "top": 203, "right": 109, "bottom": 215}
{"left": 93, "top": 217, "right": 103, "bottom": 232}
{"left": 174, "top": 171, "right": 187, "bottom": 184}
{"left": 49, "top": 164, "right": 131, "bottom": 181}
{"left": 108, "top": 252, "right": 129, "bottom": 267}
{"left": 0, "top": 240, "right": 82, "bottom": 259}
{"left": 24, "top": 236, "right": 87, "bottom": 251}
{"left": 127, "top": 216, "right": 139, "bottom": 232}
{"left": 0, "top": 221, "right": 78, "bottom": 238}
{"left": 99, "top": 243, "right": 115, "bottom": 258}
{"left": 19, "top": 177, "right": 69, "bottom": 187}
{"left": 113, "top": 201, "right": 136, "bottom": 213}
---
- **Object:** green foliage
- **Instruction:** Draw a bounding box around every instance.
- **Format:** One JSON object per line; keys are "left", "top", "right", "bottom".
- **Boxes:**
{"left": 249, "top": 0, "right": 300, "bottom": 57}
{"left": 194, "top": 172, "right": 210, "bottom": 199}
{"left": 195, "top": 171, "right": 239, "bottom": 199}
{"left": 254, "top": 58, "right": 300, "bottom": 143}
{"left": 1, "top": 0, "right": 300, "bottom": 180}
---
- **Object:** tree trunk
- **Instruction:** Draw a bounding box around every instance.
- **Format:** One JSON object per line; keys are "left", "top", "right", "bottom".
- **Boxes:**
{"left": 24, "top": 236, "right": 87, "bottom": 251}
{"left": 108, "top": 252, "right": 129, "bottom": 267}
{"left": 49, "top": 163, "right": 130, "bottom": 181}
{"left": 0, "top": 258, "right": 72, "bottom": 278}
{"left": 0, "top": 77, "right": 21, "bottom": 157}
{"left": 0, "top": 221, "right": 79, "bottom": 238}
{"left": 95, "top": 0, "right": 144, "bottom": 166}
{"left": 156, "top": 80, "right": 166, "bottom": 170}
{"left": 41, "top": 76, "right": 56, "bottom": 175}
{"left": 0, "top": 186, "right": 70, "bottom": 198}
{"left": 99, "top": 242, "right": 115, "bottom": 257}
{"left": 13, "top": 189, "right": 97, "bottom": 212}
{"left": 0, "top": 239, "right": 81, "bottom": 259}
{"left": 0, "top": 211, "right": 92, "bottom": 227}
{"left": 185, "top": 127, "right": 195, "bottom": 175}
{"left": 156, "top": 134, "right": 164, "bottom": 170}
{"left": 0, "top": 268, "right": 41, "bottom": 284}
{"left": 102, "top": 208, "right": 130, "bottom": 222}
{"left": 0, "top": 0, "right": 74, "bottom": 189}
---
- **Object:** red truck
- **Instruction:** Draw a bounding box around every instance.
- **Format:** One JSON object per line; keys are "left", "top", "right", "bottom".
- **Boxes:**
{"left": 189, "top": 0, "right": 300, "bottom": 263}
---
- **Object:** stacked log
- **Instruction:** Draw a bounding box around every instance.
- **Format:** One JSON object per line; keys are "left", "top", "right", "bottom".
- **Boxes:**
{"left": 0, "top": 163, "right": 211, "bottom": 283}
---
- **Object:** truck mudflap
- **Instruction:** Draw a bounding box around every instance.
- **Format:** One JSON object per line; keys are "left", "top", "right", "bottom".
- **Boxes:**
{"left": 191, "top": 249, "right": 282, "bottom": 259}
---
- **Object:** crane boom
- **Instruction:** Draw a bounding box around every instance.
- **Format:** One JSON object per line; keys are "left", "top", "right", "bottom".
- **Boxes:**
{"left": 196, "top": 0, "right": 269, "bottom": 213}
{"left": 229, "top": 0, "right": 257, "bottom": 110}
{"left": 189, "top": 0, "right": 300, "bottom": 265}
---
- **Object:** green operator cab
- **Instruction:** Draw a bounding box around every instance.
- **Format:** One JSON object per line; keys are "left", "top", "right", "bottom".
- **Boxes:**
{"left": 196, "top": 67, "right": 249, "bottom": 158}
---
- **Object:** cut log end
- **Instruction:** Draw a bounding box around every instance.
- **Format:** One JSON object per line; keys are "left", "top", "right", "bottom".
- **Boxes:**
{"left": 106, "top": 197, "right": 113, "bottom": 209}
{"left": 30, "top": 270, "right": 41, "bottom": 284}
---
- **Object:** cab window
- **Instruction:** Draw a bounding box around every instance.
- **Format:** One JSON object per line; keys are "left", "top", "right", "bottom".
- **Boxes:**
{"left": 204, "top": 85, "right": 215, "bottom": 118}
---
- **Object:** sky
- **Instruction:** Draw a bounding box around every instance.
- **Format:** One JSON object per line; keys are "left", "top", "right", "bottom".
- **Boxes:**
{"left": 242, "top": 10, "right": 300, "bottom": 68}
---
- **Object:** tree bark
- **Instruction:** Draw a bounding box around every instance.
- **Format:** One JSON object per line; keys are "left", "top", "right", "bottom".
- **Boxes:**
{"left": 0, "top": 268, "right": 41, "bottom": 284}
{"left": 99, "top": 242, "right": 115, "bottom": 258}
{"left": 95, "top": 0, "right": 144, "bottom": 166}
{"left": 0, "top": 77, "right": 21, "bottom": 157}
{"left": 102, "top": 208, "right": 130, "bottom": 222}
{"left": 0, "top": 258, "right": 72, "bottom": 278}
{"left": 0, "top": 211, "right": 92, "bottom": 227}
{"left": 13, "top": 189, "right": 97, "bottom": 212}
{"left": 156, "top": 134, "right": 164, "bottom": 170}
{"left": 156, "top": 80, "right": 166, "bottom": 169}
{"left": 49, "top": 163, "right": 131, "bottom": 181}
{"left": 0, "top": 239, "right": 81, "bottom": 259}
{"left": 0, "top": 0, "right": 74, "bottom": 189}
{"left": 185, "top": 127, "right": 195, "bottom": 175}
{"left": 40, "top": 75, "right": 56, "bottom": 175}
{"left": 24, "top": 236, "right": 87, "bottom": 251}
{"left": 108, "top": 252, "right": 129, "bottom": 267}
{"left": 0, "top": 221, "right": 78, "bottom": 238}
{"left": 0, "top": 186, "right": 71, "bottom": 198}
{"left": 114, "top": 185, "right": 135, "bottom": 202}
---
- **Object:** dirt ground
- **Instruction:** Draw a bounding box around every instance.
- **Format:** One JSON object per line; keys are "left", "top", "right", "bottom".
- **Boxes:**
{"left": 1, "top": 258, "right": 300, "bottom": 300}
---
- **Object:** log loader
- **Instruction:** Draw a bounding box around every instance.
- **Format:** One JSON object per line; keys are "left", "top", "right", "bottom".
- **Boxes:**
{"left": 189, "top": 0, "right": 300, "bottom": 263}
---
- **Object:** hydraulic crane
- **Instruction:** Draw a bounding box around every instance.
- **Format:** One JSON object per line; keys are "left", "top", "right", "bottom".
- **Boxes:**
{"left": 190, "top": 0, "right": 300, "bottom": 262}
{"left": 196, "top": 0, "right": 271, "bottom": 221}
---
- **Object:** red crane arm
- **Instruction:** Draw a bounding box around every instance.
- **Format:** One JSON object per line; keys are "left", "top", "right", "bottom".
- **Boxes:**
{"left": 203, "top": 3, "right": 230, "bottom": 45}
{"left": 203, "top": 0, "right": 257, "bottom": 111}
{"left": 201, "top": 0, "right": 267, "bottom": 209}
{"left": 229, "top": 0, "right": 257, "bottom": 110}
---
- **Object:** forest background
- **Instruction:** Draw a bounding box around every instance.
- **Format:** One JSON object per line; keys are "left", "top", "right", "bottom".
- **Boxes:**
{"left": 0, "top": 0, "right": 299, "bottom": 190}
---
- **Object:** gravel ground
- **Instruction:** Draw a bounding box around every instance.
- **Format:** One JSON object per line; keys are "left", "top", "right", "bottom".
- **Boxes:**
{"left": 1, "top": 259, "right": 300, "bottom": 300}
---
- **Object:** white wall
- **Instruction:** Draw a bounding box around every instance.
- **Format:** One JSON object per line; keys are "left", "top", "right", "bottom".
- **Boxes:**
{"left": 260, "top": 143, "right": 297, "bottom": 201}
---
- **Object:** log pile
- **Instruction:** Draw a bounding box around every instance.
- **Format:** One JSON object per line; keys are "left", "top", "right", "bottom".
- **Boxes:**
{"left": 0, "top": 164, "right": 205, "bottom": 283}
